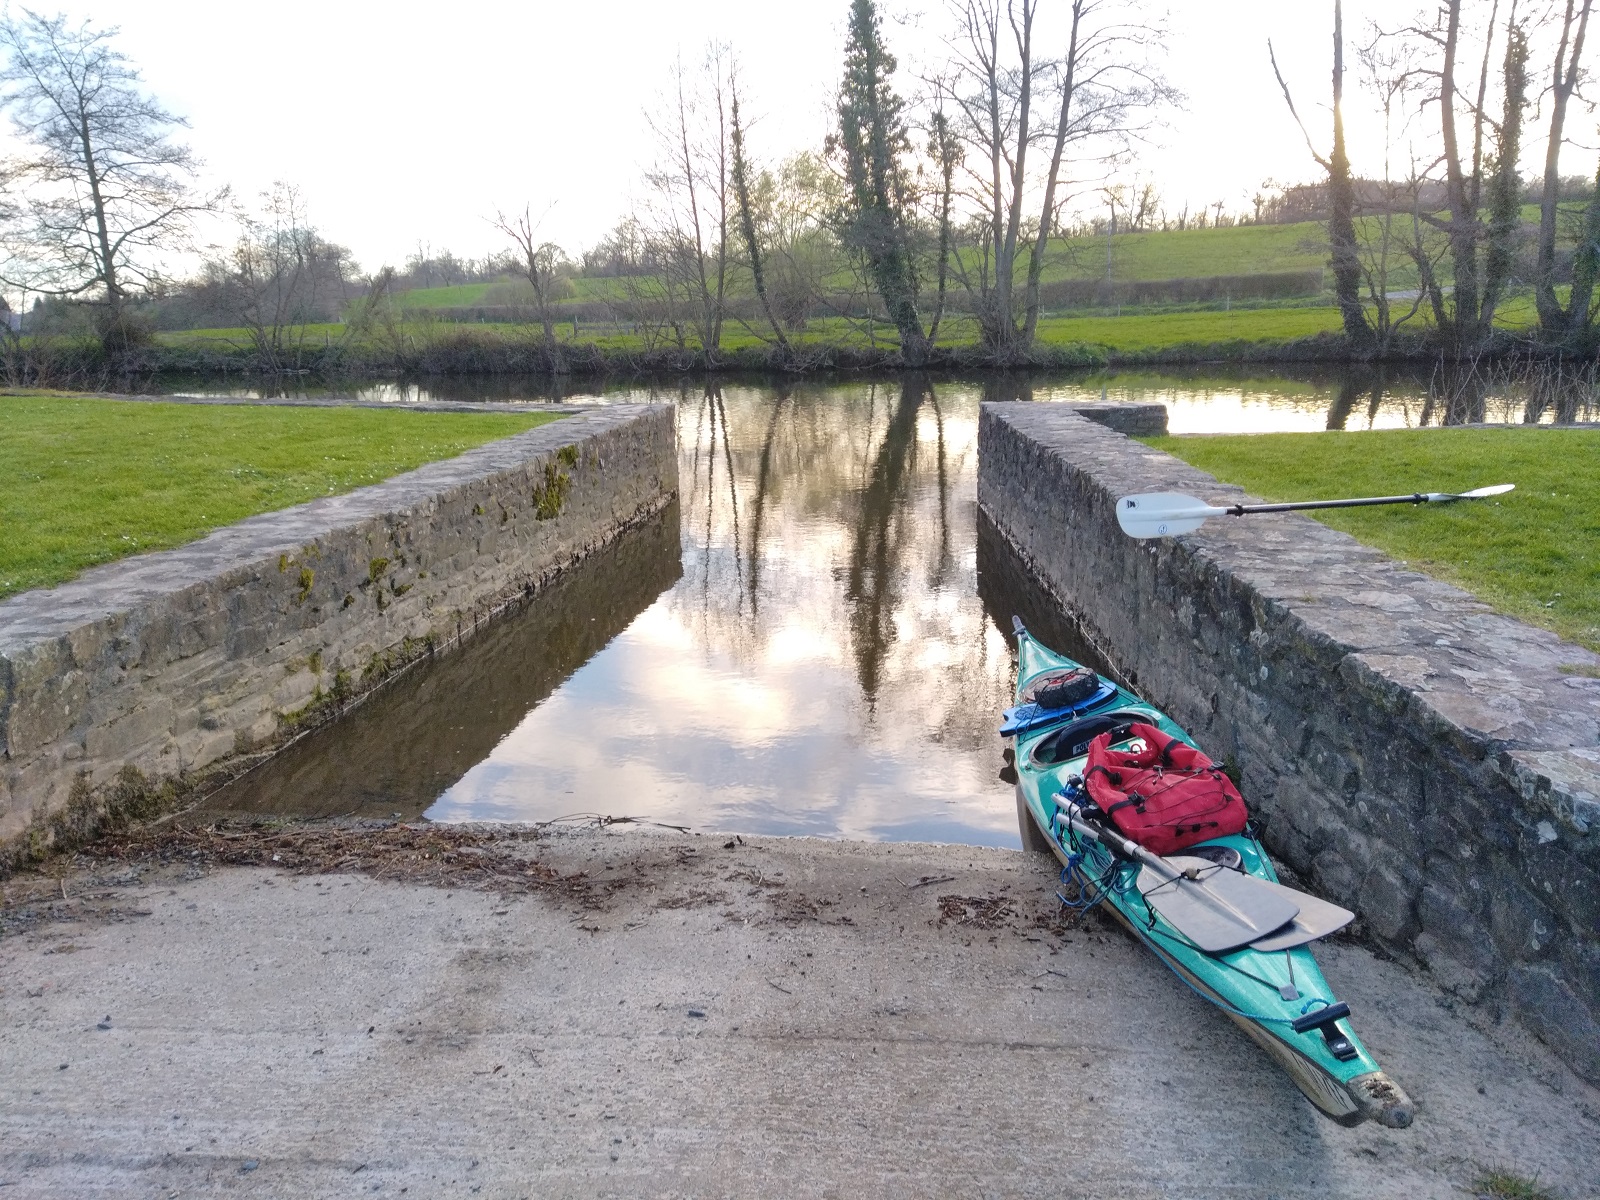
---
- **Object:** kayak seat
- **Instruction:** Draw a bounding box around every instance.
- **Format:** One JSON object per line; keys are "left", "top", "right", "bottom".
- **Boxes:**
{"left": 1030, "top": 711, "right": 1146, "bottom": 766}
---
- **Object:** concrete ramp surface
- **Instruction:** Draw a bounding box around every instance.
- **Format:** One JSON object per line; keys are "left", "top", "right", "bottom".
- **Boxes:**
{"left": 2, "top": 831, "right": 1596, "bottom": 1198}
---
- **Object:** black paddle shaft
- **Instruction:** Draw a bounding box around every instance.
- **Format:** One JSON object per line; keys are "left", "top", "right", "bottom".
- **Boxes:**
{"left": 1225, "top": 493, "right": 1428, "bottom": 517}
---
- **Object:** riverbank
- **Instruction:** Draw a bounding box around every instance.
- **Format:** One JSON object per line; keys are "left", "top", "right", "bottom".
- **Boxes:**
{"left": 0, "top": 393, "right": 562, "bottom": 600}
{"left": 1148, "top": 426, "right": 1600, "bottom": 654}
{"left": 11, "top": 305, "right": 1574, "bottom": 385}
{"left": 0, "top": 404, "right": 677, "bottom": 869}
{"left": 2, "top": 825, "right": 1595, "bottom": 1198}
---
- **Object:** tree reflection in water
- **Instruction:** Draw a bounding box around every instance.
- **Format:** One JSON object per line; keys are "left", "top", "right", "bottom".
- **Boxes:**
{"left": 193, "top": 367, "right": 1588, "bottom": 844}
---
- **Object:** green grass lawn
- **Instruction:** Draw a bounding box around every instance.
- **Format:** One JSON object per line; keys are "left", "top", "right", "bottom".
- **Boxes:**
{"left": 397, "top": 283, "right": 495, "bottom": 308}
{"left": 1035, "top": 220, "right": 1328, "bottom": 283}
{"left": 157, "top": 275, "right": 1551, "bottom": 359}
{"left": 1147, "top": 427, "right": 1600, "bottom": 653}
{"left": 0, "top": 395, "right": 560, "bottom": 600}
{"left": 1031, "top": 305, "right": 1344, "bottom": 350}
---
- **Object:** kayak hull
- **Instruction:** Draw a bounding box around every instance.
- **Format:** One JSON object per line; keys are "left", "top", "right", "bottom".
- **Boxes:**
{"left": 1009, "top": 626, "right": 1413, "bottom": 1128}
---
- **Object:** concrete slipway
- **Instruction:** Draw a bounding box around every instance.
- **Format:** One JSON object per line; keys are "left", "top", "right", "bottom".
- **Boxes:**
{"left": 2, "top": 828, "right": 1597, "bottom": 1199}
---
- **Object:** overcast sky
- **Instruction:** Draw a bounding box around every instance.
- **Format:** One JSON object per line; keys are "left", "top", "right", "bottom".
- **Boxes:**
{"left": 17, "top": 0, "right": 1597, "bottom": 272}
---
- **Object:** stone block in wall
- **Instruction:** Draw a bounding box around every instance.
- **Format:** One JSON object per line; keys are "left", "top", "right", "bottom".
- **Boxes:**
{"left": 1486, "top": 866, "right": 1560, "bottom": 961}
{"left": 1508, "top": 965, "right": 1600, "bottom": 1084}
{"left": 977, "top": 400, "right": 1600, "bottom": 1084}
{"left": 1357, "top": 857, "right": 1421, "bottom": 945}
{"left": 0, "top": 404, "right": 678, "bottom": 862}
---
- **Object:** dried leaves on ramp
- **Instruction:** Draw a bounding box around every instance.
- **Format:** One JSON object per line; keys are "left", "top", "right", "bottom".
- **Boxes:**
{"left": 83, "top": 821, "right": 628, "bottom": 909}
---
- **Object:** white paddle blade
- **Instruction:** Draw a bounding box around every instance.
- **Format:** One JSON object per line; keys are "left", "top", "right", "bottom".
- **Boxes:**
{"left": 1138, "top": 857, "right": 1300, "bottom": 953}
{"left": 1247, "top": 884, "right": 1355, "bottom": 951}
{"left": 1425, "top": 483, "right": 1515, "bottom": 502}
{"left": 1116, "top": 493, "right": 1228, "bottom": 540}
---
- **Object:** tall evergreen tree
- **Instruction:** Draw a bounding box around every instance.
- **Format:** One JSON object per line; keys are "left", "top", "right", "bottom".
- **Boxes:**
{"left": 833, "top": 0, "right": 929, "bottom": 365}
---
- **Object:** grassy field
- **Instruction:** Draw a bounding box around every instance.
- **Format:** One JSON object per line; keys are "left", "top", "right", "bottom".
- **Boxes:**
{"left": 398, "top": 283, "right": 493, "bottom": 308}
{"left": 0, "top": 395, "right": 560, "bottom": 600}
{"left": 390, "top": 206, "right": 1586, "bottom": 316}
{"left": 155, "top": 303, "right": 1348, "bottom": 357}
{"left": 1037, "top": 221, "right": 1325, "bottom": 283}
{"left": 150, "top": 273, "right": 1557, "bottom": 364}
{"left": 1147, "top": 427, "right": 1600, "bottom": 653}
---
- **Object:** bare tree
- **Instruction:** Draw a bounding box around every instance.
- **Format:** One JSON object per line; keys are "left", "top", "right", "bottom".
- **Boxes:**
{"left": 759, "top": 151, "right": 840, "bottom": 330}
{"left": 1271, "top": 1, "right": 1372, "bottom": 344}
{"left": 1375, "top": 1, "right": 1531, "bottom": 355}
{"left": 642, "top": 44, "right": 734, "bottom": 355}
{"left": 0, "top": 10, "right": 221, "bottom": 353}
{"left": 213, "top": 183, "right": 356, "bottom": 371}
{"left": 729, "top": 75, "right": 790, "bottom": 354}
{"left": 1420, "top": 0, "right": 1530, "bottom": 354}
{"left": 1534, "top": 0, "right": 1595, "bottom": 337}
{"left": 941, "top": 0, "right": 1173, "bottom": 350}
{"left": 1354, "top": 32, "right": 1432, "bottom": 349}
{"left": 492, "top": 204, "right": 568, "bottom": 364}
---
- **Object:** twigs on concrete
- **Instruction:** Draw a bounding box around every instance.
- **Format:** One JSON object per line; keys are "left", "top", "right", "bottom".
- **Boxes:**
{"left": 78, "top": 821, "right": 629, "bottom": 910}
{"left": 532, "top": 813, "right": 693, "bottom": 834}
{"left": 898, "top": 875, "right": 955, "bottom": 890}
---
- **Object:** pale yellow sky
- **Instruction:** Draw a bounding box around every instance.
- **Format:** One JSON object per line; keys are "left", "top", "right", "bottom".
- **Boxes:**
{"left": 17, "top": 0, "right": 1596, "bottom": 270}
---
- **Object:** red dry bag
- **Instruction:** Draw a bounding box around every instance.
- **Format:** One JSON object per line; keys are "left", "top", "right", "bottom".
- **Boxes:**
{"left": 1082, "top": 722, "right": 1248, "bottom": 856}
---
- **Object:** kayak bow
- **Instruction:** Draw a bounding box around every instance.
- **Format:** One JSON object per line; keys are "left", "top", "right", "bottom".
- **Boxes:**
{"left": 1005, "top": 619, "right": 1414, "bottom": 1128}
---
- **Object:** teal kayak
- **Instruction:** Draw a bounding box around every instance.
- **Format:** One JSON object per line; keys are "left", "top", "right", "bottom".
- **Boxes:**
{"left": 1006, "top": 619, "right": 1414, "bottom": 1128}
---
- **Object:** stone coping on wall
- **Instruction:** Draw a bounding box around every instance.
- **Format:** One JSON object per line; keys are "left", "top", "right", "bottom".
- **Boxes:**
{"left": 0, "top": 404, "right": 678, "bottom": 863}
{"left": 977, "top": 401, "right": 1600, "bottom": 1081}
{"left": 1060, "top": 400, "right": 1168, "bottom": 437}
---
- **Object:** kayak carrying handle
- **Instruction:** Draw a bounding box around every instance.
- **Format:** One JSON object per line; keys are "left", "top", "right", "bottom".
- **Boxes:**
{"left": 1291, "top": 1001, "right": 1359, "bottom": 1062}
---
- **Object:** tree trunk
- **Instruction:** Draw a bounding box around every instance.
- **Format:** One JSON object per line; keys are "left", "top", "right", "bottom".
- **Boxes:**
{"left": 1438, "top": 0, "right": 1481, "bottom": 354}
{"left": 992, "top": 1, "right": 1035, "bottom": 352}
{"left": 1328, "top": 1, "right": 1372, "bottom": 344}
{"left": 79, "top": 114, "right": 124, "bottom": 351}
{"left": 731, "top": 92, "right": 790, "bottom": 355}
{"left": 926, "top": 111, "right": 957, "bottom": 345}
{"left": 1568, "top": 164, "right": 1600, "bottom": 335}
{"left": 1482, "top": 21, "right": 1529, "bottom": 327}
{"left": 1023, "top": 0, "right": 1084, "bottom": 345}
{"left": 1536, "top": 0, "right": 1593, "bottom": 335}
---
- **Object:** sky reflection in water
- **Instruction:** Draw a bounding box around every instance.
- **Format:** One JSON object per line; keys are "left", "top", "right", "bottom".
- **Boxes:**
{"left": 200, "top": 367, "right": 1576, "bottom": 846}
{"left": 425, "top": 380, "right": 1023, "bottom": 845}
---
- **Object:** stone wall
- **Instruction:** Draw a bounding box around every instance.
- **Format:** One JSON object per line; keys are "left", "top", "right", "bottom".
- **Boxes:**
{"left": 0, "top": 404, "right": 677, "bottom": 865}
{"left": 978, "top": 402, "right": 1600, "bottom": 1083}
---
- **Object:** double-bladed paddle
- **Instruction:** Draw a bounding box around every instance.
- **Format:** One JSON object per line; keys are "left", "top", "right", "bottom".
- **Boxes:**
{"left": 1115, "top": 484, "right": 1514, "bottom": 540}
{"left": 1055, "top": 799, "right": 1298, "bottom": 952}
{"left": 1054, "top": 799, "right": 1354, "bottom": 953}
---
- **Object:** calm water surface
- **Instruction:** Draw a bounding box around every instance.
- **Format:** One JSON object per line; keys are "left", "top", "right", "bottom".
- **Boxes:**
{"left": 199, "top": 368, "right": 1575, "bottom": 845}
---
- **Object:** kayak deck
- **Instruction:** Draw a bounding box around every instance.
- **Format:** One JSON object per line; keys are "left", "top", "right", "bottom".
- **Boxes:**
{"left": 1008, "top": 625, "right": 1413, "bottom": 1128}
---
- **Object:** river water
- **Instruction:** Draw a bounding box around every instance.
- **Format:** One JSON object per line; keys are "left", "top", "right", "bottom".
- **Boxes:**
{"left": 196, "top": 368, "right": 1585, "bottom": 846}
